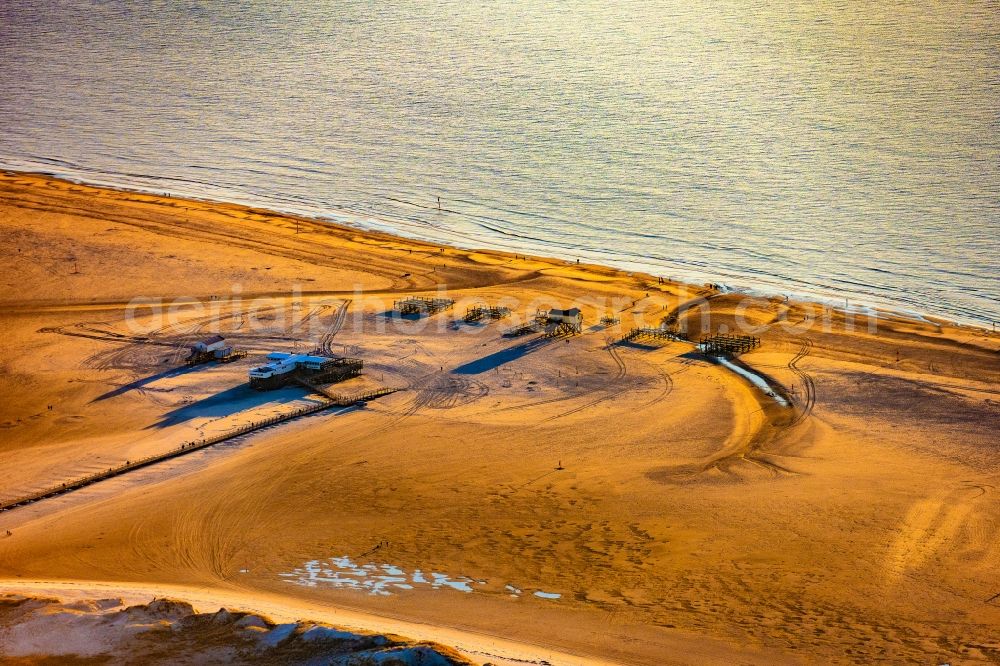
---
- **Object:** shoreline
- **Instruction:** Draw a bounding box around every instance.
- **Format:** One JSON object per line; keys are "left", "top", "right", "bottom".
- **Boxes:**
{"left": 3, "top": 166, "right": 993, "bottom": 331}
{"left": 1, "top": 168, "right": 998, "bottom": 665}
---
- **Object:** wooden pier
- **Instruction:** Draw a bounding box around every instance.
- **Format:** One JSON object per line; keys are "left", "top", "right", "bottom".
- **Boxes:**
{"left": 0, "top": 387, "right": 398, "bottom": 514}
{"left": 698, "top": 334, "right": 760, "bottom": 355}
{"left": 395, "top": 296, "right": 455, "bottom": 316}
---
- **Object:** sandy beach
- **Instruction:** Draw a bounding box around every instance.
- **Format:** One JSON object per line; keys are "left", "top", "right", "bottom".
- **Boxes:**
{"left": 1, "top": 171, "right": 998, "bottom": 664}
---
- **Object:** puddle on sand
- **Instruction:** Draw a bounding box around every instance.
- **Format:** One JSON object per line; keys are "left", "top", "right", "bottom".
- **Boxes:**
{"left": 279, "top": 555, "right": 479, "bottom": 597}
{"left": 716, "top": 357, "right": 790, "bottom": 406}
{"left": 534, "top": 590, "right": 561, "bottom": 599}
{"left": 279, "top": 555, "right": 564, "bottom": 601}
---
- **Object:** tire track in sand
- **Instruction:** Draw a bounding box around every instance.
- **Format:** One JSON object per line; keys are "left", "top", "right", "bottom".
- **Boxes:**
{"left": 787, "top": 338, "right": 816, "bottom": 426}
{"left": 885, "top": 483, "right": 996, "bottom": 582}
{"left": 540, "top": 339, "right": 632, "bottom": 422}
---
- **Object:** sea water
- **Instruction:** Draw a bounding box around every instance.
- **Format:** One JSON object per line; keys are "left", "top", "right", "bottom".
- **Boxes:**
{"left": 1, "top": 1, "right": 996, "bottom": 324}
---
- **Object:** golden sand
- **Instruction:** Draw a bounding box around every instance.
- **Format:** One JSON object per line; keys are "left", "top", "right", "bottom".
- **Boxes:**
{"left": 0, "top": 172, "right": 998, "bottom": 664}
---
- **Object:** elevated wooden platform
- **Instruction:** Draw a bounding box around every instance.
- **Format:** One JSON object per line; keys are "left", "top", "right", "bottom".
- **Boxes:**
{"left": 621, "top": 327, "right": 682, "bottom": 343}
{"left": 699, "top": 334, "right": 760, "bottom": 355}
{"left": 395, "top": 296, "right": 455, "bottom": 315}
{"left": 185, "top": 348, "right": 247, "bottom": 366}
{"left": 307, "top": 357, "right": 363, "bottom": 384}
{"left": 504, "top": 322, "right": 541, "bottom": 337}
{"left": 543, "top": 321, "right": 582, "bottom": 337}
{"left": 249, "top": 356, "right": 363, "bottom": 391}
{"left": 295, "top": 376, "right": 395, "bottom": 405}
{"left": 465, "top": 305, "right": 512, "bottom": 322}
{"left": 535, "top": 308, "right": 583, "bottom": 336}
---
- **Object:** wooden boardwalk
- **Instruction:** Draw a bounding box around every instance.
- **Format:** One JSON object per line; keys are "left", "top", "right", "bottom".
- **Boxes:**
{"left": 0, "top": 387, "right": 398, "bottom": 514}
